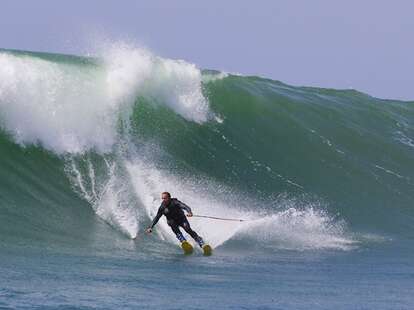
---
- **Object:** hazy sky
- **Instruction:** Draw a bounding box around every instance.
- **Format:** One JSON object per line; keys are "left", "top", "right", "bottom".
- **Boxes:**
{"left": 1, "top": 0, "right": 413, "bottom": 100}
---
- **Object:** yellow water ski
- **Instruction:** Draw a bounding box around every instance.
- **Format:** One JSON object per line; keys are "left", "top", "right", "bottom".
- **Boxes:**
{"left": 181, "top": 241, "right": 193, "bottom": 254}
{"left": 202, "top": 244, "right": 212, "bottom": 256}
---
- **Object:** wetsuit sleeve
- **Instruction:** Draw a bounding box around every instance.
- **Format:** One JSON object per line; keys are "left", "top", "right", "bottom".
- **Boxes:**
{"left": 176, "top": 200, "right": 192, "bottom": 213}
{"left": 150, "top": 206, "right": 163, "bottom": 228}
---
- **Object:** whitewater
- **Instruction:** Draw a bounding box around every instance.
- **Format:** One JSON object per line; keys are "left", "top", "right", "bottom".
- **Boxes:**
{"left": 0, "top": 46, "right": 413, "bottom": 309}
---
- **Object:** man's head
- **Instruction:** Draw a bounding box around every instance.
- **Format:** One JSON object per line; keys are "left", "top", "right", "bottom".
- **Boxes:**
{"left": 161, "top": 192, "right": 171, "bottom": 204}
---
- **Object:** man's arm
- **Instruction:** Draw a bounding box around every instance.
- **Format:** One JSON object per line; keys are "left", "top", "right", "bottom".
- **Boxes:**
{"left": 146, "top": 206, "right": 163, "bottom": 233}
{"left": 176, "top": 199, "right": 193, "bottom": 216}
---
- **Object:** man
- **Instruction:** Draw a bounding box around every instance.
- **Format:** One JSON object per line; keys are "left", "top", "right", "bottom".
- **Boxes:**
{"left": 146, "top": 192, "right": 205, "bottom": 248}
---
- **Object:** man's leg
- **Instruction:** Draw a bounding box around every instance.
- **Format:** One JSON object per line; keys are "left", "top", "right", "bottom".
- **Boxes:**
{"left": 168, "top": 219, "right": 186, "bottom": 242}
{"left": 180, "top": 218, "right": 205, "bottom": 247}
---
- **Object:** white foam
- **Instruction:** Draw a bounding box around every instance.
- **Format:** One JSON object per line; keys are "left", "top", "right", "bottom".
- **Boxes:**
{"left": 373, "top": 164, "right": 407, "bottom": 180}
{"left": 0, "top": 53, "right": 115, "bottom": 153}
{"left": 395, "top": 130, "right": 414, "bottom": 148}
{"left": 202, "top": 71, "right": 229, "bottom": 83}
{"left": 237, "top": 208, "right": 356, "bottom": 251}
{"left": 0, "top": 45, "right": 210, "bottom": 154}
{"left": 102, "top": 44, "right": 210, "bottom": 123}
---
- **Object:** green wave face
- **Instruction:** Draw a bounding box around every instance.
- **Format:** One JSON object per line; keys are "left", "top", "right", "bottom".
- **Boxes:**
{"left": 0, "top": 48, "right": 413, "bottom": 251}
{"left": 0, "top": 131, "right": 97, "bottom": 244}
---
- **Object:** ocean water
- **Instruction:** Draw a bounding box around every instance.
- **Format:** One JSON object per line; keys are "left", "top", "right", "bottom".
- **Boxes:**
{"left": 0, "top": 46, "right": 413, "bottom": 309}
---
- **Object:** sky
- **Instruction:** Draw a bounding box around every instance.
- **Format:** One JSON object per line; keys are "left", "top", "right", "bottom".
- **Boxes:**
{"left": 1, "top": 0, "right": 413, "bottom": 100}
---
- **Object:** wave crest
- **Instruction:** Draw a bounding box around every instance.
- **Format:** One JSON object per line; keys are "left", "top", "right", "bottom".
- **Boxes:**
{"left": 0, "top": 44, "right": 209, "bottom": 154}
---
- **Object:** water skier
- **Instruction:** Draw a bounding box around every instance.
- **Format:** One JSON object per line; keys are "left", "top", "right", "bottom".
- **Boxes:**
{"left": 146, "top": 192, "right": 207, "bottom": 250}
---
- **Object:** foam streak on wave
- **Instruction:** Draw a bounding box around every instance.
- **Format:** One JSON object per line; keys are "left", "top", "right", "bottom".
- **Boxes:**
{"left": 67, "top": 156, "right": 140, "bottom": 238}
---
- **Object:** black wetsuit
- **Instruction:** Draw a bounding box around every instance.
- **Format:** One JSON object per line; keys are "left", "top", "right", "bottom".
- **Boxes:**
{"left": 150, "top": 198, "right": 204, "bottom": 247}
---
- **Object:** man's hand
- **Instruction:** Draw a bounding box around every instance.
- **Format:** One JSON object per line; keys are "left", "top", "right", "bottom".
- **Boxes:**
{"left": 187, "top": 212, "right": 193, "bottom": 217}
{"left": 146, "top": 228, "right": 153, "bottom": 233}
